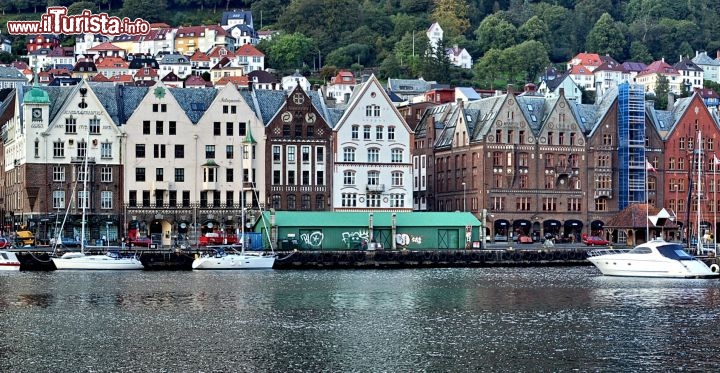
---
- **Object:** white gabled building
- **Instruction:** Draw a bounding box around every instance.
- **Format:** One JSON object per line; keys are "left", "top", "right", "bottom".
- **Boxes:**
{"left": 123, "top": 83, "right": 266, "bottom": 245}
{"left": 332, "top": 75, "right": 414, "bottom": 211}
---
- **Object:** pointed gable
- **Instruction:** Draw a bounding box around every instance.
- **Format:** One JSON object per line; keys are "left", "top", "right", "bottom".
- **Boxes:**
{"left": 334, "top": 74, "right": 412, "bottom": 134}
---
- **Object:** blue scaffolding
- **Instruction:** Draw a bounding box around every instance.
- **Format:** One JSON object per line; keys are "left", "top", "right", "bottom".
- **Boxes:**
{"left": 618, "top": 82, "right": 646, "bottom": 210}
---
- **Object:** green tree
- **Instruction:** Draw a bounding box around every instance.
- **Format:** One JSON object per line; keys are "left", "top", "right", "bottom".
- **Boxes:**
{"left": 474, "top": 14, "right": 517, "bottom": 54}
{"left": 431, "top": 0, "right": 470, "bottom": 39}
{"left": 653, "top": 74, "right": 670, "bottom": 110}
{"left": 531, "top": 3, "right": 577, "bottom": 61}
{"left": 629, "top": 41, "right": 653, "bottom": 63}
{"left": 121, "top": 0, "right": 167, "bottom": 23}
{"left": 325, "top": 43, "right": 373, "bottom": 69}
{"left": 585, "top": 13, "right": 626, "bottom": 58}
{"left": 473, "top": 48, "right": 503, "bottom": 89}
{"left": 511, "top": 40, "right": 551, "bottom": 83}
{"left": 68, "top": 1, "right": 98, "bottom": 15}
{"left": 518, "top": 16, "right": 550, "bottom": 50}
{"left": 419, "top": 37, "right": 453, "bottom": 82}
{"left": 262, "top": 32, "right": 317, "bottom": 71}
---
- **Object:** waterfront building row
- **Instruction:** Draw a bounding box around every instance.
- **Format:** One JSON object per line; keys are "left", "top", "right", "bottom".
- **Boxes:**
{"left": 3, "top": 78, "right": 720, "bottom": 247}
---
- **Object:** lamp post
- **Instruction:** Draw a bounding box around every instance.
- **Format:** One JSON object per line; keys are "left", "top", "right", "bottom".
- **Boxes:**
{"left": 462, "top": 182, "right": 466, "bottom": 212}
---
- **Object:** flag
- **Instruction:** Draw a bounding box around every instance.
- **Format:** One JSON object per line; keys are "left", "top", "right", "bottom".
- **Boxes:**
{"left": 714, "top": 154, "right": 720, "bottom": 166}
{"left": 646, "top": 159, "right": 656, "bottom": 173}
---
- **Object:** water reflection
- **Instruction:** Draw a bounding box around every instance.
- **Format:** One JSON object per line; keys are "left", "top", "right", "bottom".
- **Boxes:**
{"left": 1, "top": 268, "right": 720, "bottom": 372}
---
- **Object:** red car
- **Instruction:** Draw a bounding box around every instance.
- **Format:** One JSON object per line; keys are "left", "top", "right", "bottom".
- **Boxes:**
{"left": 583, "top": 236, "right": 609, "bottom": 246}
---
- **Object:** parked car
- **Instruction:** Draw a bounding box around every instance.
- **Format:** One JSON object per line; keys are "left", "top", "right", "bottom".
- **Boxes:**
{"left": 517, "top": 235, "right": 533, "bottom": 244}
{"left": 494, "top": 234, "right": 508, "bottom": 242}
{"left": 583, "top": 236, "right": 610, "bottom": 246}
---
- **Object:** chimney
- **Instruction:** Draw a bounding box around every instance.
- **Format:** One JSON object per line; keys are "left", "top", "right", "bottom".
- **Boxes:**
{"left": 667, "top": 92, "right": 675, "bottom": 110}
{"left": 506, "top": 84, "right": 514, "bottom": 94}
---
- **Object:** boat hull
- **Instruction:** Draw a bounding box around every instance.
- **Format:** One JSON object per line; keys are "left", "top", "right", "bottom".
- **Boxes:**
{"left": 588, "top": 255, "right": 718, "bottom": 278}
{"left": 52, "top": 253, "right": 144, "bottom": 270}
{"left": 191, "top": 254, "right": 275, "bottom": 270}
{"left": 0, "top": 250, "right": 21, "bottom": 271}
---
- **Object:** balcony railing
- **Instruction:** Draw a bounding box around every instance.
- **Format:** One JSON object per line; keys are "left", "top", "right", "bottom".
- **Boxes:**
{"left": 366, "top": 184, "right": 385, "bottom": 192}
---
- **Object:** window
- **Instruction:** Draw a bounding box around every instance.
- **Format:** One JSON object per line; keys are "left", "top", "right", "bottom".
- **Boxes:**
{"left": 492, "top": 197, "right": 504, "bottom": 210}
{"left": 213, "top": 122, "right": 221, "bottom": 136}
{"left": 306, "top": 126, "right": 314, "bottom": 137}
{"left": 136, "top": 168, "right": 146, "bottom": 182}
{"left": 343, "top": 147, "right": 356, "bottom": 162}
{"left": 182, "top": 191, "right": 190, "bottom": 207}
{"left": 78, "top": 190, "right": 89, "bottom": 209}
{"left": 341, "top": 193, "right": 357, "bottom": 207}
{"left": 302, "top": 146, "right": 310, "bottom": 162}
{"left": 227, "top": 168, "right": 234, "bottom": 183}
{"left": 77, "top": 141, "right": 87, "bottom": 158}
{"left": 169, "top": 121, "right": 176, "bottom": 135}
{"left": 368, "top": 171, "right": 379, "bottom": 185}
{"left": 101, "top": 142, "right": 112, "bottom": 159}
{"left": 302, "top": 171, "right": 310, "bottom": 185}
{"left": 368, "top": 148, "right": 379, "bottom": 163}
{"left": 364, "top": 125, "right": 371, "bottom": 140}
{"left": 155, "top": 121, "right": 163, "bottom": 135}
{"left": 53, "top": 141, "right": 65, "bottom": 157}
{"left": 238, "top": 122, "right": 246, "bottom": 136}
{"left": 129, "top": 191, "right": 137, "bottom": 207}
{"left": 273, "top": 146, "right": 281, "bottom": 162}
{"left": 288, "top": 170, "right": 295, "bottom": 184}
{"left": 89, "top": 117, "right": 100, "bottom": 134}
{"left": 100, "top": 167, "right": 112, "bottom": 182}
{"left": 53, "top": 190, "right": 65, "bottom": 209}
{"left": 316, "top": 147, "right": 324, "bottom": 163}
{"left": 288, "top": 195, "right": 296, "bottom": 210}
{"left": 343, "top": 171, "right": 355, "bottom": 185}
{"left": 226, "top": 191, "right": 234, "bottom": 206}
{"left": 376, "top": 126, "right": 383, "bottom": 140}
{"left": 169, "top": 191, "right": 177, "bottom": 207}
{"left": 100, "top": 191, "right": 112, "bottom": 209}
{"left": 542, "top": 197, "right": 557, "bottom": 211}
{"left": 516, "top": 197, "right": 531, "bottom": 211}
{"left": 156, "top": 168, "right": 164, "bottom": 181}
{"left": 226, "top": 145, "right": 234, "bottom": 159}
{"left": 153, "top": 144, "right": 166, "bottom": 158}
{"left": 143, "top": 121, "right": 150, "bottom": 134}
{"left": 174, "top": 145, "right": 184, "bottom": 158}
{"left": 287, "top": 147, "right": 296, "bottom": 162}
{"left": 567, "top": 198, "right": 581, "bottom": 212}
{"left": 493, "top": 152, "right": 502, "bottom": 166}
{"left": 142, "top": 190, "right": 151, "bottom": 206}
{"left": 392, "top": 171, "right": 403, "bottom": 186}
{"left": 388, "top": 126, "right": 395, "bottom": 140}
{"left": 295, "top": 125, "right": 302, "bottom": 138}
{"left": 65, "top": 116, "right": 76, "bottom": 133}
{"left": 390, "top": 194, "right": 404, "bottom": 207}
{"left": 136, "top": 144, "right": 145, "bottom": 158}
{"left": 603, "top": 134, "right": 612, "bottom": 146}
{"left": 175, "top": 168, "right": 185, "bottom": 182}
{"left": 595, "top": 198, "right": 607, "bottom": 211}
{"left": 53, "top": 166, "right": 65, "bottom": 182}
{"left": 205, "top": 145, "right": 215, "bottom": 159}
{"left": 273, "top": 170, "right": 281, "bottom": 184}
{"left": 391, "top": 149, "right": 403, "bottom": 163}
{"left": 351, "top": 125, "right": 359, "bottom": 140}
{"left": 316, "top": 195, "right": 325, "bottom": 210}
{"left": 366, "top": 194, "right": 381, "bottom": 207}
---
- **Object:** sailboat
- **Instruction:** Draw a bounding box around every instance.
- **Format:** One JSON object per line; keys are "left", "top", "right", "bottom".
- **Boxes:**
{"left": 191, "top": 142, "right": 275, "bottom": 270}
{"left": 0, "top": 237, "right": 21, "bottom": 271}
{"left": 52, "top": 116, "right": 143, "bottom": 270}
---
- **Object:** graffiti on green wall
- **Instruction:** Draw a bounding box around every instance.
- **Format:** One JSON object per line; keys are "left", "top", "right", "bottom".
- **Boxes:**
{"left": 300, "top": 231, "right": 324, "bottom": 248}
{"left": 342, "top": 230, "right": 369, "bottom": 249}
{"left": 396, "top": 233, "right": 422, "bottom": 247}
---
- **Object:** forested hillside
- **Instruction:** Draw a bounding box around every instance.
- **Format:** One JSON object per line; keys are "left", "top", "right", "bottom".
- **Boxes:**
{"left": 1, "top": 0, "right": 718, "bottom": 87}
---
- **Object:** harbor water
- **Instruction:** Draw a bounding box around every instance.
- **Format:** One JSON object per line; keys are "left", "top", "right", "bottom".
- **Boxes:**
{"left": 1, "top": 267, "right": 720, "bottom": 372}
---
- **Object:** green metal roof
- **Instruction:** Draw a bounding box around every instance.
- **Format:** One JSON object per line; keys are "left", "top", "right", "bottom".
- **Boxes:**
{"left": 261, "top": 211, "right": 481, "bottom": 227}
{"left": 243, "top": 128, "right": 256, "bottom": 144}
{"left": 23, "top": 85, "right": 50, "bottom": 104}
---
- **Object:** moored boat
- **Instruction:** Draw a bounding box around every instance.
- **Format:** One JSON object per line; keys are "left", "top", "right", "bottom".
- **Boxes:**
{"left": 587, "top": 239, "right": 718, "bottom": 278}
{"left": 0, "top": 250, "right": 21, "bottom": 271}
{"left": 191, "top": 246, "right": 275, "bottom": 270}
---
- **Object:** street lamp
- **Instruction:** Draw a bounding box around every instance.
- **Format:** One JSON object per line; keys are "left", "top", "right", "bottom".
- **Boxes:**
{"left": 462, "top": 182, "right": 466, "bottom": 212}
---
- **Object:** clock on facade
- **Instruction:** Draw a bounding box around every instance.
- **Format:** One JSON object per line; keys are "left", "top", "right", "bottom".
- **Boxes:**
{"left": 31, "top": 108, "right": 42, "bottom": 121}
{"left": 282, "top": 111, "right": 293, "bottom": 122}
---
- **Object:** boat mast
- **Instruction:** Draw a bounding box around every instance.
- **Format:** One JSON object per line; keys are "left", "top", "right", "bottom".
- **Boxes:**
{"left": 240, "top": 143, "right": 245, "bottom": 254}
{"left": 697, "top": 131, "right": 703, "bottom": 255}
{"left": 80, "top": 120, "right": 90, "bottom": 254}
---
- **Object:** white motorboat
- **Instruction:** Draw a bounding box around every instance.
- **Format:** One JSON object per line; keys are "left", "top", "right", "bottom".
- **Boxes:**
{"left": 52, "top": 251, "right": 143, "bottom": 270}
{"left": 191, "top": 247, "right": 275, "bottom": 270}
{"left": 587, "top": 239, "right": 719, "bottom": 278}
{"left": 0, "top": 250, "right": 21, "bottom": 271}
